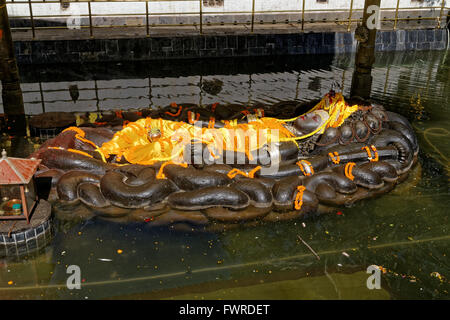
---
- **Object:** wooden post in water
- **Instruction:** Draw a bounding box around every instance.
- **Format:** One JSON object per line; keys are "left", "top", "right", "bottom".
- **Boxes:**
{"left": 350, "top": 0, "right": 381, "bottom": 99}
{"left": 0, "top": 0, "right": 26, "bottom": 136}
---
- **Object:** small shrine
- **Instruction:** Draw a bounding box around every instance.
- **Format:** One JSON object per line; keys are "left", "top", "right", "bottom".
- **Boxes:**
{"left": 0, "top": 149, "right": 41, "bottom": 224}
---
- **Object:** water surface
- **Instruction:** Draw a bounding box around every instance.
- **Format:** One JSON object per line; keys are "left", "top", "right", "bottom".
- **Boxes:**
{"left": 0, "top": 50, "right": 449, "bottom": 300}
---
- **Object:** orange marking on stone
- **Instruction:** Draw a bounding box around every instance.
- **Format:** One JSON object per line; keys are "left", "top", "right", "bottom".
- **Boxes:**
{"left": 165, "top": 105, "right": 182, "bottom": 117}
{"left": 156, "top": 161, "right": 188, "bottom": 179}
{"left": 296, "top": 160, "right": 314, "bottom": 176}
{"left": 227, "top": 168, "right": 248, "bottom": 179}
{"left": 248, "top": 166, "right": 261, "bottom": 178}
{"left": 328, "top": 151, "right": 340, "bottom": 164}
{"left": 294, "top": 186, "right": 306, "bottom": 210}
{"left": 344, "top": 162, "right": 356, "bottom": 180}
{"left": 362, "top": 145, "right": 379, "bottom": 162}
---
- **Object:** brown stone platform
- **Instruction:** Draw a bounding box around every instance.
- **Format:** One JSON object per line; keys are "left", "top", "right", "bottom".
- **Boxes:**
{"left": 0, "top": 200, "right": 51, "bottom": 234}
{"left": 0, "top": 200, "right": 53, "bottom": 258}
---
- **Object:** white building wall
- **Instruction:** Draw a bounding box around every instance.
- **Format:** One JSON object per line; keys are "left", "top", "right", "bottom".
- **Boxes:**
{"left": 6, "top": 0, "right": 442, "bottom": 21}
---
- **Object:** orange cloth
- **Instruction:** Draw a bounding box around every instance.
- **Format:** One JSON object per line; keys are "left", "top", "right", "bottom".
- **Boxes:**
{"left": 98, "top": 117, "right": 295, "bottom": 165}
{"left": 98, "top": 93, "right": 358, "bottom": 165}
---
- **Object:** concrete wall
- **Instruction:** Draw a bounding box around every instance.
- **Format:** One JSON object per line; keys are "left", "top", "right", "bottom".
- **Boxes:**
{"left": 7, "top": 0, "right": 445, "bottom": 27}
{"left": 7, "top": 0, "right": 443, "bottom": 17}
{"left": 12, "top": 28, "right": 449, "bottom": 65}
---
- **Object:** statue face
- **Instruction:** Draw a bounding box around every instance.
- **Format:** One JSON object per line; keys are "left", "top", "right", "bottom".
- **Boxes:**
{"left": 294, "top": 112, "right": 323, "bottom": 135}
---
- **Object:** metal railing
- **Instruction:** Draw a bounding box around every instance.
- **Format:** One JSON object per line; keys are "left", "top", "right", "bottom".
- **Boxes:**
{"left": 4, "top": 0, "right": 450, "bottom": 39}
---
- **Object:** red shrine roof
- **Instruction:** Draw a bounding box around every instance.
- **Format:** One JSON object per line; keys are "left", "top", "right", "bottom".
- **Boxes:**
{"left": 0, "top": 150, "right": 41, "bottom": 185}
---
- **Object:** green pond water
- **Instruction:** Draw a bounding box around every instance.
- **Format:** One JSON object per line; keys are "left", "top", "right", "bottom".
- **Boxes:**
{"left": 0, "top": 49, "right": 449, "bottom": 300}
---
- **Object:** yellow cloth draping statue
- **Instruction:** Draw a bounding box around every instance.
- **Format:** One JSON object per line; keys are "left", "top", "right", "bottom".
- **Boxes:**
{"left": 94, "top": 92, "right": 358, "bottom": 165}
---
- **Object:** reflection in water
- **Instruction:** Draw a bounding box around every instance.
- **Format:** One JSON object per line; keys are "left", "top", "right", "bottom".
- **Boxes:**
{"left": 0, "top": 50, "right": 449, "bottom": 300}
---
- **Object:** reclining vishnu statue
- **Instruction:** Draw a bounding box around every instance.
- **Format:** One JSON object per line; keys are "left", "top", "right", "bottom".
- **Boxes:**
{"left": 31, "top": 90, "right": 418, "bottom": 229}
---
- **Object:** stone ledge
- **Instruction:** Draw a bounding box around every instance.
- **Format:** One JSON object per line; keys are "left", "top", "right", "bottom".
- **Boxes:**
{"left": 0, "top": 200, "right": 53, "bottom": 258}
{"left": 12, "top": 27, "right": 449, "bottom": 65}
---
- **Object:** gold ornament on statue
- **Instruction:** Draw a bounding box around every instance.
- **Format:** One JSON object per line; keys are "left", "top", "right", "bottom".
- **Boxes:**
{"left": 148, "top": 127, "right": 162, "bottom": 142}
